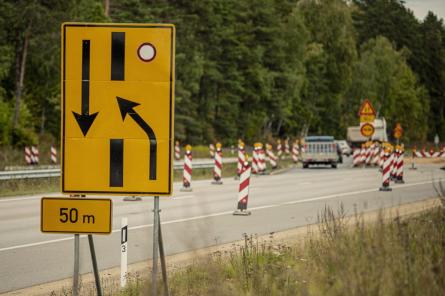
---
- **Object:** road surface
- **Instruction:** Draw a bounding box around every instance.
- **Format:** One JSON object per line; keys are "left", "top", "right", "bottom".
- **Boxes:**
{"left": 0, "top": 158, "right": 443, "bottom": 293}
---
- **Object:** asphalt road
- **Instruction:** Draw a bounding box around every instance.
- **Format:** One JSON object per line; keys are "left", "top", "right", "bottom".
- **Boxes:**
{"left": 0, "top": 157, "right": 443, "bottom": 293}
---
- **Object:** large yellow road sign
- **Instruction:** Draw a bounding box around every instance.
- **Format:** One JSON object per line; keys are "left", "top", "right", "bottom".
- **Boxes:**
{"left": 41, "top": 198, "right": 112, "bottom": 234}
{"left": 61, "top": 23, "right": 175, "bottom": 195}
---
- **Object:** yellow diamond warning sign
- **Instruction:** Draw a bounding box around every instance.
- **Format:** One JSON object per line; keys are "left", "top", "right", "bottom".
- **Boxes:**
{"left": 61, "top": 23, "right": 175, "bottom": 195}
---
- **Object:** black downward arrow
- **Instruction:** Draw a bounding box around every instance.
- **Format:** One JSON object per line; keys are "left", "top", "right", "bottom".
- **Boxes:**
{"left": 72, "top": 40, "right": 98, "bottom": 136}
{"left": 116, "top": 96, "right": 157, "bottom": 180}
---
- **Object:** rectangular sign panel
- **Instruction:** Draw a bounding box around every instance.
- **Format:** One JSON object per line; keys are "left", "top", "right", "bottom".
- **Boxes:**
{"left": 61, "top": 23, "right": 175, "bottom": 195}
{"left": 41, "top": 198, "right": 112, "bottom": 234}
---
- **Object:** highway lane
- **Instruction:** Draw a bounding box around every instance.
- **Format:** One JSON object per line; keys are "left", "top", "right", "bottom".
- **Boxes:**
{"left": 0, "top": 159, "right": 444, "bottom": 293}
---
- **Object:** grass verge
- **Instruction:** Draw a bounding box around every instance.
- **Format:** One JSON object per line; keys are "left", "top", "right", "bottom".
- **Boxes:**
{"left": 117, "top": 202, "right": 445, "bottom": 296}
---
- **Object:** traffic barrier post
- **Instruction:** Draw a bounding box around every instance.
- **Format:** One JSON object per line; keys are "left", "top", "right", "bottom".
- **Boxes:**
{"left": 50, "top": 146, "right": 58, "bottom": 164}
{"left": 233, "top": 156, "right": 252, "bottom": 216}
{"left": 174, "top": 141, "right": 180, "bottom": 160}
{"left": 24, "top": 147, "right": 32, "bottom": 165}
{"left": 180, "top": 145, "right": 193, "bottom": 192}
{"left": 266, "top": 143, "right": 278, "bottom": 170}
{"left": 379, "top": 147, "right": 392, "bottom": 191}
{"left": 212, "top": 142, "right": 223, "bottom": 185}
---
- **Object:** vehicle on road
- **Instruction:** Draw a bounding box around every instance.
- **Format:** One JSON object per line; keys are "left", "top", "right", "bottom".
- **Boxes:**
{"left": 302, "top": 136, "right": 338, "bottom": 169}
{"left": 335, "top": 140, "right": 352, "bottom": 156}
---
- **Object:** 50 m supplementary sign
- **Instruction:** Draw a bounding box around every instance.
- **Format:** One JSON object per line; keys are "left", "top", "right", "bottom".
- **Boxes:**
{"left": 61, "top": 23, "right": 175, "bottom": 195}
{"left": 41, "top": 198, "right": 112, "bottom": 234}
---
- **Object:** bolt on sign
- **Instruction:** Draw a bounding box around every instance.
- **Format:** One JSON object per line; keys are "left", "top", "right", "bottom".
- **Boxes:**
{"left": 394, "top": 123, "right": 403, "bottom": 139}
{"left": 41, "top": 198, "right": 112, "bottom": 234}
{"left": 61, "top": 23, "right": 175, "bottom": 195}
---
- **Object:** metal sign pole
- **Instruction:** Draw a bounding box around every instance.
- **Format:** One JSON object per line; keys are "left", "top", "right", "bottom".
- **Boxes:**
{"left": 88, "top": 235, "right": 103, "bottom": 296}
{"left": 158, "top": 209, "right": 170, "bottom": 296}
{"left": 73, "top": 233, "right": 80, "bottom": 296}
{"left": 152, "top": 196, "right": 160, "bottom": 295}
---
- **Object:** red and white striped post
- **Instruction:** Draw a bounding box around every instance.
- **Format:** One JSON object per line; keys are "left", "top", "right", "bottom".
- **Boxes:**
{"left": 352, "top": 147, "right": 361, "bottom": 167}
{"left": 50, "top": 146, "right": 58, "bottom": 164}
{"left": 180, "top": 145, "right": 193, "bottom": 192}
{"left": 360, "top": 144, "right": 366, "bottom": 166}
{"left": 266, "top": 143, "right": 278, "bottom": 170}
{"left": 365, "top": 142, "right": 372, "bottom": 166}
{"left": 284, "top": 139, "right": 290, "bottom": 157}
{"left": 258, "top": 143, "right": 267, "bottom": 174}
{"left": 212, "top": 143, "right": 223, "bottom": 185}
{"left": 252, "top": 143, "right": 260, "bottom": 175}
{"left": 233, "top": 155, "right": 251, "bottom": 216}
{"left": 174, "top": 141, "right": 181, "bottom": 161}
{"left": 24, "top": 147, "right": 32, "bottom": 165}
{"left": 395, "top": 145, "right": 405, "bottom": 184}
{"left": 209, "top": 143, "right": 215, "bottom": 159}
{"left": 371, "top": 142, "right": 380, "bottom": 166}
{"left": 276, "top": 139, "right": 283, "bottom": 160}
{"left": 390, "top": 147, "right": 399, "bottom": 180}
{"left": 236, "top": 141, "right": 246, "bottom": 179}
{"left": 31, "top": 146, "right": 39, "bottom": 165}
{"left": 379, "top": 146, "right": 392, "bottom": 191}
{"left": 291, "top": 140, "right": 299, "bottom": 163}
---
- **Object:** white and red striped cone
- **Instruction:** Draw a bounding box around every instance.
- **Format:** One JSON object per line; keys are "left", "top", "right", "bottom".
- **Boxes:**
{"left": 212, "top": 143, "right": 223, "bottom": 185}
{"left": 352, "top": 148, "right": 361, "bottom": 167}
{"left": 174, "top": 141, "right": 181, "bottom": 160}
{"left": 371, "top": 143, "right": 380, "bottom": 166}
{"left": 395, "top": 146, "right": 405, "bottom": 184}
{"left": 276, "top": 140, "right": 283, "bottom": 159}
{"left": 252, "top": 145, "right": 259, "bottom": 175}
{"left": 266, "top": 144, "right": 278, "bottom": 170}
{"left": 291, "top": 141, "right": 299, "bottom": 163}
{"left": 31, "top": 146, "right": 39, "bottom": 165}
{"left": 284, "top": 139, "right": 290, "bottom": 157}
{"left": 24, "top": 146, "right": 32, "bottom": 165}
{"left": 50, "top": 146, "right": 58, "bottom": 164}
{"left": 379, "top": 148, "right": 392, "bottom": 191}
{"left": 209, "top": 143, "right": 215, "bottom": 159}
{"left": 233, "top": 158, "right": 251, "bottom": 216}
{"left": 180, "top": 145, "right": 193, "bottom": 192}
{"left": 236, "top": 142, "right": 246, "bottom": 179}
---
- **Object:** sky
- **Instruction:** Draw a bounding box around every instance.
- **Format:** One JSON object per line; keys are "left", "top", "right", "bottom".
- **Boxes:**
{"left": 404, "top": 0, "right": 445, "bottom": 21}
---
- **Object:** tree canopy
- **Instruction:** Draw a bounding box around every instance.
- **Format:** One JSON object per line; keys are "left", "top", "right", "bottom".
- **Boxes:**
{"left": 0, "top": 0, "right": 443, "bottom": 146}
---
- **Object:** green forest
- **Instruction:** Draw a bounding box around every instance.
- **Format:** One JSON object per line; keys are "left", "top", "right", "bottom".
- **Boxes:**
{"left": 0, "top": 0, "right": 443, "bottom": 146}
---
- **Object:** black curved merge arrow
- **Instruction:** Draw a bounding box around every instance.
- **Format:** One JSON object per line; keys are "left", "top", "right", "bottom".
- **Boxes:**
{"left": 116, "top": 96, "right": 157, "bottom": 180}
{"left": 72, "top": 40, "right": 98, "bottom": 136}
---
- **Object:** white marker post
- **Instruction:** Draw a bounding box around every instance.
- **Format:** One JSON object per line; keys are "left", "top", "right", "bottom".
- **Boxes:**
{"left": 120, "top": 217, "right": 128, "bottom": 288}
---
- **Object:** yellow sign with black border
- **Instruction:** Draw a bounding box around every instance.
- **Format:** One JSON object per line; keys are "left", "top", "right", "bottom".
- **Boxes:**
{"left": 61, "top": 23, "right": 175, "bottom": 195}
{"left": 41, "top": 198, "right": 112, "bottom": 234}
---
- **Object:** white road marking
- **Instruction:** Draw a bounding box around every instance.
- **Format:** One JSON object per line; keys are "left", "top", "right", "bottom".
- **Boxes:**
{"left": 0, "top": 180, "right": 435, "bottom": 252}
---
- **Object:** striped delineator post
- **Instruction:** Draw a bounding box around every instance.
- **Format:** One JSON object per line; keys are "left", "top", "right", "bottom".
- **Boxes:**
{"left": 174, "top": 141, "right": 181, "bottom": 160}
{"left": 352, "top": 148, "right": 361, "bottom": 167}
{"left": 395, "top": 145, "right": 405, "bottom": 184}
{"left": 360, "top": 144, "right": 366, "bottom": 166}
{"left": 252, "top": 144, "right": 260, "bottom": 174}
{"left": 391, "top": 147, "right": 399, "bottom": 180}
{"left": 258, "top": 143, "right": 267, "bottom": 174}
{"left": 24, "top": 146, "right": 32, "bottom": 165}
{"left": 276, "top": 139, "right": 283, "bottom": 159}
{"left": 365, "top": 142, "right": 372, "bottom": 166}
{"left": 212, "top": 143, "right": 223, "bottom": 185}
{"left": 379, "top": 145, "right": 385, "bottom": 168}
{"left": 284, "top": 139, "right": 290, "bottom": 157}
{"left": 209, "top": 143, "right": 215, "bottom": 159}
{"left": 233, "top": 157, "right": 252, "bottom": 216}
{"left": 266, "top": 143, "right": 278, "bottom": 169}
{"left": 236, "top": 141, "right": 246, "bottom": 179}
{"left": 371, "top": 143, "right": 380, "bottom": 166}
{"left": 379, "top": 147, "right": 392, "bottom": 191}
{"left": 120, "top": 217, "right": 128, "bottom": 288}
{"left": 291, "top": 140, "right": 299, "bottom": 163}
{"left": 31, "top": 146, "right": 39, "bottom": 165}
{"left": 50, "top": 146, "right": 58, "bottom": 164}
{"left": 180, "top": 145, "right": 193, "bottom": 192}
